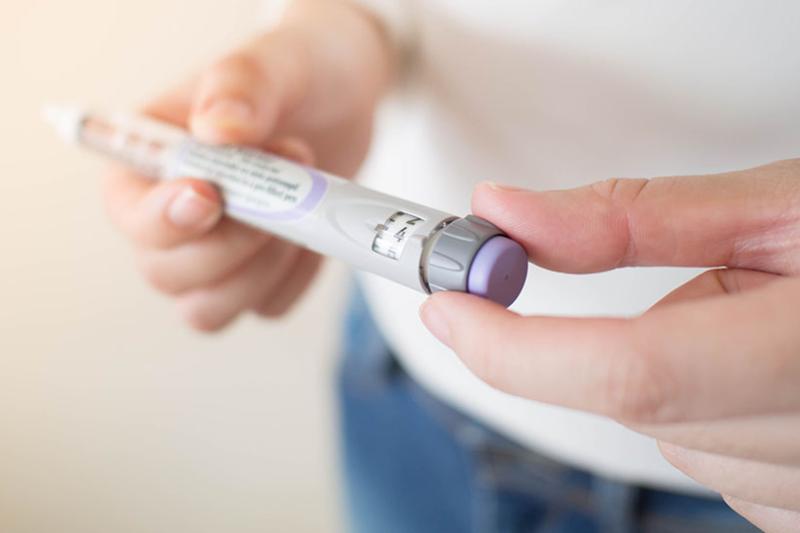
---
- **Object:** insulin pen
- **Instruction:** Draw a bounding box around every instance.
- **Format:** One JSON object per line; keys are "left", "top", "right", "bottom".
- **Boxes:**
{"left": 44, "top": 106, "right": 528, "bottom": 307}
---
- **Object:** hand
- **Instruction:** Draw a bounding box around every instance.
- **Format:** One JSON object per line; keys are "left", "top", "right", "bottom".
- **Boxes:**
{"left": 102, "top": 2, "right": 392, "bottom": 331}
{"left": 420, "top": 159, "right": 800, "bottom": 532}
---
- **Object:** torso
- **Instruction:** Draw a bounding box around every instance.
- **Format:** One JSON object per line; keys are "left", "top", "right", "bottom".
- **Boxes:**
{"left": 358, "top": 0, "right": 800, "bottom": 491}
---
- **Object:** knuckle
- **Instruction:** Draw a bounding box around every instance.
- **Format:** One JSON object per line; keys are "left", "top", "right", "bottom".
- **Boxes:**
{"left": 589, "top": 178, "right": 652, "bottom": 266}
{"left": 603, "top": 354, "right": 669, "bottom": 423}
{"left": 590, "top": 178, "right": 651, "bottom": 204}
{"left": 602, "top": 323, "right": 676, "bottom": 423}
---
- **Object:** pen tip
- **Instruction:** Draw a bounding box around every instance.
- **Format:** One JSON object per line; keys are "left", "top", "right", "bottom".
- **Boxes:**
{"left": 41, "top": 103, "right": 85, "bottom": 144}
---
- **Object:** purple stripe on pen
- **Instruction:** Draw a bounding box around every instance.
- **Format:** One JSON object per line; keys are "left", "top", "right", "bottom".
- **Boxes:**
{"left": 226, "top": 168, "right": 328, "bottom": 222}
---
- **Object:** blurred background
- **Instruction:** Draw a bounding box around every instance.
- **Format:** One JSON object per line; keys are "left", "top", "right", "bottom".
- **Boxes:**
{"left": 1, "top": 1, "right": 346, "bottom": 531}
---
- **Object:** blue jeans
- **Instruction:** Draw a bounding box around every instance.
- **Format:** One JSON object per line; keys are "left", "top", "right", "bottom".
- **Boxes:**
{"left": 336, "top": 287, "right": 758, "bottom": 533}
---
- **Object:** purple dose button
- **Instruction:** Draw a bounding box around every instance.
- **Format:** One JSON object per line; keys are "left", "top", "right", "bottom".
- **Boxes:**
{"left": 466, "top": 236, "right": 528, "bottom": 307}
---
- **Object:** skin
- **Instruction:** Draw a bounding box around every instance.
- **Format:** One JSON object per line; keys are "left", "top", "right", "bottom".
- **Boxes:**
{"left": 102, "top": 0, "right": 393, "bottom": 331}
{"left": 420, "top": 161, "right": 800, "bottom": 532}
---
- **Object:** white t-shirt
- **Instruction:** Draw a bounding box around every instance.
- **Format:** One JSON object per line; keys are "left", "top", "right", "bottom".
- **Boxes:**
{"left": 347, "top": 0, "right": 800, "bottom": 493}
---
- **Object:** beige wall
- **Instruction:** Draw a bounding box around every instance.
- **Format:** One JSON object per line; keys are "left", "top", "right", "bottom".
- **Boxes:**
{"left": 0, "top": 1, "right": 345, "bottom": 531}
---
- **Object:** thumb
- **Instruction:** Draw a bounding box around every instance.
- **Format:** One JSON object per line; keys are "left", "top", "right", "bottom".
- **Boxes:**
{"left": 472, "top": 160, "right": 800, "bottom": 275}
{"left": 189, "top": 33, "right": 308, "bottom": 145}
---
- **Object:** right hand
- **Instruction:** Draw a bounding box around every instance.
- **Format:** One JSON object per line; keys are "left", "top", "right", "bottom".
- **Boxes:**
{"left": 102, "top": 3, "right": 393, "bottom": 331}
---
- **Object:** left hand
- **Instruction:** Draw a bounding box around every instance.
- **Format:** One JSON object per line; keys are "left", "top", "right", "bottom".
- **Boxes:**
{"left": 420, "top": 159, "right": 800, "bottom": 532}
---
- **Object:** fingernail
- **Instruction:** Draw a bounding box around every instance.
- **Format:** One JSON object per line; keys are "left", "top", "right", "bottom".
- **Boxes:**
{"left": 167, "top": 188, "right": 220, "bottom": 230}
{"left": 483, "top": 181, "right": 526, "bottom": 192}
{"left": 420, "top": 299, "right": 451, "bottom": 346}
{"left": 192, "top": 99, "right": 253, "bottom": 143}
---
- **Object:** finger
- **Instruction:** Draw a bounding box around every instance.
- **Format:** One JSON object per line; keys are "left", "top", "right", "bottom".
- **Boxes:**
{"left": 189, "top": 34, "right": 309, "bottom": 145}
{"left": 724, "top": 496, "right": 800, "bottom": 533}
{"left": 264, "top": 136, "right": 316, "bottom": 167}
{"left": 632, "top": 415, "right": 800, "bottom": 465}
{"left": 253, "top": 250, "right": 322, "bottom": 317}
{"left": 650, "top": 268, "right": 779, "bottom": 308}
{"left": 176, "top": 239, "right": 299, "bottom": 331}
{"left": 103, "top": 170, "right": 223, "bottom": 249}
{"left": 472, "top": 159, "right": 800, "bottom": 275}
{"left": 139, "top": 76, "right": 197, "bottom": 125}
{"left": 134, "top": 134, "right": 317, "bottom": 291}
{"left": 420, "top": 276, "right": 800, "bottom": 423}
{"left": 103, "top": 83, "right": 227, "bottom": 248}
{"left": 136, "top": 218, "right": 270, "bottom": 295}
{"left": 659, "top": 443, "right": 800, "bottom": 511}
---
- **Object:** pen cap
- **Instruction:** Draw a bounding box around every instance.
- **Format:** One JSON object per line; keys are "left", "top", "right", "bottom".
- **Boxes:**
{"left": 42, "top": 104, "right": 85, "bottom": 144}
{"left": 425, "top": 215, "right": 528, "bottom": 307}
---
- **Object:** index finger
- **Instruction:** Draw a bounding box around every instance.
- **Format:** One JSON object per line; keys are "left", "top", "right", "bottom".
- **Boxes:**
{"left": 473, "top": 159, "right": 800, "bottom": 275}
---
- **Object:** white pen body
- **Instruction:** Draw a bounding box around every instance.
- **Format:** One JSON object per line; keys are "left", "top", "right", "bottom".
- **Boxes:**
{"left": 163, "top": 140, "right": 453, "bottom": 292}
{"left": 43, "top": 107, "right": 528, "bottom": 306}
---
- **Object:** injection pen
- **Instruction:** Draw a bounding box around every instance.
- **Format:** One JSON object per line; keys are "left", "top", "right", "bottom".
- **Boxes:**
{"left": 44, "top": 106, "right": 528, "bottom": 307}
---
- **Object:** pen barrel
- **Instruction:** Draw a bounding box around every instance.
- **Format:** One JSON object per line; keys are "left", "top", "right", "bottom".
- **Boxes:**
{"left": 164, "top": 140, "right": 453, "bottom": 292}
{"left": 46, "top": 108, "right": 527, "bottom": 305}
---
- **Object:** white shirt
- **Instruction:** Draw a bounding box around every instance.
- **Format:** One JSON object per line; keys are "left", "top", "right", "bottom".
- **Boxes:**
{"left": 347, "top": 0, "right": 800, "bottom": 493}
